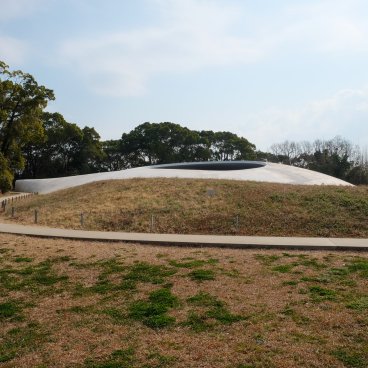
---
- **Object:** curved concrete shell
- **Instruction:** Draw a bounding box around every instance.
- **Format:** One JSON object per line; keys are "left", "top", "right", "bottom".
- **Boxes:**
{"left": 15, "top": 161, "right": 353, "bottom": 194}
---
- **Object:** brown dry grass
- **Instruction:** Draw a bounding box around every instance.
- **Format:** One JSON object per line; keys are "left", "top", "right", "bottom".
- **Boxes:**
{"left": 2, "top": 178, "right": 368, "bottom": 237}
{"left": 0, "top": 234, "right": 368, "bottom": 367}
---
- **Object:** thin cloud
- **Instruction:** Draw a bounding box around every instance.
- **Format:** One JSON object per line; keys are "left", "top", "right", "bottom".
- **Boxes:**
{"left": 246, "top": 87, "right": 368, "bottom": 150}
{"left": 0, "top": 36, "right": 28, "bottom": 65}
{"left": 59, "top": 0, "right": 368, "bottom": 97}
{"left": 0, "top": 0, "right": 48, "bottom": 21}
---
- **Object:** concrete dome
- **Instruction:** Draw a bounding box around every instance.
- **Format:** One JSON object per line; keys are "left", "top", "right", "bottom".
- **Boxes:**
{"left": 15, "top": 161, "right": 353, "bottom": 194}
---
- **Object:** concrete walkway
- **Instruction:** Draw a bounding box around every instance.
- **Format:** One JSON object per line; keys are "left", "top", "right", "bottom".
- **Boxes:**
{"left": 0, "top": 222, "right": 367, "bottom": 250}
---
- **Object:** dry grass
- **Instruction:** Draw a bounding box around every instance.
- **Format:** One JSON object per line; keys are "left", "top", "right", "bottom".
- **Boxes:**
{"left": 0, "top": 234, "right": 368, "bottom": 367}
{"left": 3, "top": 178, "right": 368, "bottom": 237}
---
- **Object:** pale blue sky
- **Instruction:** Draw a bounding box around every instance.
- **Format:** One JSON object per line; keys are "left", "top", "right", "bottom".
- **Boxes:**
{"left": 1, "top": 0, "right": 367, "bottom": 150}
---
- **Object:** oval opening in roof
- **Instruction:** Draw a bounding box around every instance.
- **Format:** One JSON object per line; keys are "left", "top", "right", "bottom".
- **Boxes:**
{"left": 151, "top": 161, "right": 266, "bottom": 171}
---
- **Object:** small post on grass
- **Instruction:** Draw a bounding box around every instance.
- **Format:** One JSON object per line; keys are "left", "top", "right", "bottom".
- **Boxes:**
{"left": 34, "top": 209, "right": 38, "bottom": 224}
{"left": 150, "top": 214, "right": 155, "bottom": 232}
{"left": 235, "top": 215, "right": 239, "bottom": 232}
{"left": 80, "top": 212, "right": 84, "bottom": 227}
{"left": 11, "top": 207, "right": 15, "bottom": 218}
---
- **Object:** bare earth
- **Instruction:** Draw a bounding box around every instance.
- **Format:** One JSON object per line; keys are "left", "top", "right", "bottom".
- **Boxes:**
{"left": 0, "top": 234, "right": 367, "bottom": 368}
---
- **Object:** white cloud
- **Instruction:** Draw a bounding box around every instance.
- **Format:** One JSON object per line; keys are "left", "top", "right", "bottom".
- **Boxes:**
{"left": 0, "top": 36, "right": 28, "bottom": 65}
{"left": 245, "top": 87, "right": 368, "bottom": 150}
{"left": 59, "top": 0, "right": 264, "bottom": 96}
{"left": 59, "top": 0, "right": 368, "bottom": 97}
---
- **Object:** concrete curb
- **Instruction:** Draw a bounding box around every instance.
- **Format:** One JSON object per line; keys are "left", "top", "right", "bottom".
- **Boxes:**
{"left": 0, "top": 222, "right": 367, "bottom": 251}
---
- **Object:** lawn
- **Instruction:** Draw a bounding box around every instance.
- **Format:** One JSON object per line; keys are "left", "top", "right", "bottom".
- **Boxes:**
{"left": 2, "top": 178, "right": 368, "bottom": 237}
{"left": 0, "top": 233, "right": 367, "bottom": 367}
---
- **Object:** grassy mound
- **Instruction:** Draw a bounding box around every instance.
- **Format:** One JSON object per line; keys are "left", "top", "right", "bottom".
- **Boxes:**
{"left": 4, "top": 178, "right": 368, "bottom": 237}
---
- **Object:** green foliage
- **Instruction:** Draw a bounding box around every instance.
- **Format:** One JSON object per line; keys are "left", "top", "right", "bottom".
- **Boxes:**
{"left": 119, "top": 122, "right": 256, "bottom": 167}
{"left": 269, "top": 137, "right": 368, "bottom": 184}
{"left": 0, "top": 153, "right": 13, "bottom": 192}
{"left": 0, "top": 60, "right": 54, "bottom": 188}
{"left": 22, "top": 112, "right": 105, "bottom": 178}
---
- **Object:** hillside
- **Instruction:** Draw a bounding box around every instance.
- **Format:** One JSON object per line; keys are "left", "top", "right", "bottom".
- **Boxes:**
{"left": 3, "top": 178, "right": 368, "bottom": 238}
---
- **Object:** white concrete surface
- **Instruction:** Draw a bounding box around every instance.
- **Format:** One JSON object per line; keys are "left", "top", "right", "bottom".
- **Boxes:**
{"left": 15, "top": 162, "right": 353, "bottom": 194}
{"left": 0, "top": 222, "right": 367, "bottom": 250}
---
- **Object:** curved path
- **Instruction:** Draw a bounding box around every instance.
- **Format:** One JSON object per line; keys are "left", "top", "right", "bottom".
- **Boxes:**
{"left": 0, "top": 222, "right": 367, "bottom": 251}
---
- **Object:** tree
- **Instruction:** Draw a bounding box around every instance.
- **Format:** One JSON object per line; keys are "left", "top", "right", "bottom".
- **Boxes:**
{"left": 74, "top": 126, "right": 105, "bottom": 174}
{"left": 22, "top": 112, "right": 105, "bottom": 178}
{"left": 120, "top": 122, "right": 211, "bottom": 166}
{"left": 269, "top": 136, "right": 366, "bottom": 184}
{"left": 119, "top": 122, "right": 256, "bottom": 167}
{"left": 0, "top": 61, "right": 54, "bottom": 191}
{"left": 100, "top": 140, "right": 128, "bottom": 171}
{"left": 203, "top": 131, "right": 256, "bottom": 161}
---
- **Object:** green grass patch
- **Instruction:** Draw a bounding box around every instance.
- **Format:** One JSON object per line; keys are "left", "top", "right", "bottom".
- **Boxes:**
{"left": 295, "top": 258, "right": 327, "bottom": 270}
{"left": 129, "top": 287, "right": 178, "bottom": 329}
{"left": 85, "top": 348, "right": 135, "bottom": 368}
{"left": 255, "top": 255, "right": 280, "bottom": 265}
{"left": 346, "top": 297, "right": 368, "bottom": 311}
{"left": 188, "top": 269, "right": 215, "bottom": 281}
{"left": 124, "top": 262, "right": 176, "bottom": 285}
{"left": 309, "top": 286, "right": 337, "bottom": 301}
{"left": 185, "top": 292, "right": 244, "bottom": 331}
{"left": 0, "top": 300, "right": 22, "bottom": 321}
{"left": 101, "top": 308, "right": 126, "bottom": 324}
{"left": 0, "top": 323, "right": 48, "bottom": 363}
{"left": 282, "top": 306, "right": 310, "bottom": 325}
{"left": 14, "top": 257, "right": 32, "bottom": 263}
{"left": 272, "top": 264, "right": 294, "bottom": 273}
{"left": 98, "top": 258, "right": 125, "bottom": 275}
{"left": 169, "top": 258, "right": 218, "bottom": 268}
{"left": 0, "top": 260, "right": 68, "bottom": 293}
{"left": 145, "top": 351, "right": 177, "bottom": 367}
{"left": 347, "top": 258, "right": 368, "bottom": 278}
{"left": 332, "top": 349, "right": 367, "bottom": 368}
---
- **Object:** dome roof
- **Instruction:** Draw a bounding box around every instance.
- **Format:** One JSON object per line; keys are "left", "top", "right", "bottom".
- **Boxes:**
{"left": 15, "top": 161, "right": 353, "bottom": 194}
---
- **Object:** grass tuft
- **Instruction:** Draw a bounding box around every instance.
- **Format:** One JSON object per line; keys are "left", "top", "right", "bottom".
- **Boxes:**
{"left": 332, "top": 349, "right": 367, "bottom": 368}
{"left": 129, "top": 287, "right": 178, "bottom": 329}
{"left": 188, "top": 269, "right": 215, "bottom": 281}
{"left": 309, "top": 286, "right": 337, "bottom": 301}
{"left": 346, "top": 297, "right": 368, "bottom": 311}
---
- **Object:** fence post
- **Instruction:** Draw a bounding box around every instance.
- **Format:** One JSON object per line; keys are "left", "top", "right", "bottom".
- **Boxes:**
{"left": 34, "top": 209, "right": 38, "bottom": 224}
{"left": 235, "top": 215, "right": 239, "bottom": 232}
{"left": 11, "top": 207, "right": 15, "bottom": 218}
{"left": 150, "top": 214, "right": 155, "bottom": 232}
{"left": 80, "top": 212, "right": 84, "bottom": 227}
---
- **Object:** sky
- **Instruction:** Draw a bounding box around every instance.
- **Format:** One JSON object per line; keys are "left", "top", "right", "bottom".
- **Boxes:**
{"left": 1, "top": 0, "right": 367, "bottom": 151}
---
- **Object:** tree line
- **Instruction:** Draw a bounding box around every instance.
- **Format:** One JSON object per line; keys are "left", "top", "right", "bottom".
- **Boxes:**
{"left": 1, "top": 60, "right": 367, "bottom": 192}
